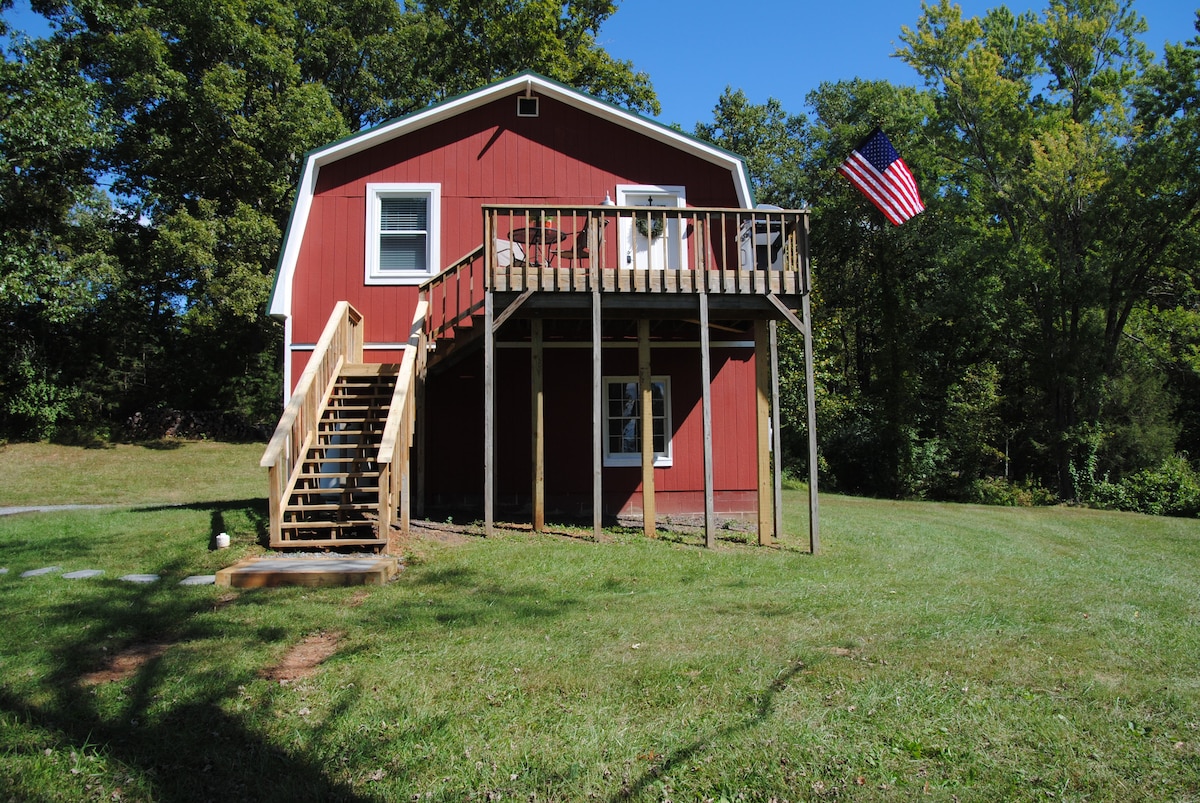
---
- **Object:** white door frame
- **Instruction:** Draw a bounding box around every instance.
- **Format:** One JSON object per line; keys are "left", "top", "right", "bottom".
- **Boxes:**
{"left": 616, "top": 184, "right": 688, "bottom": 270}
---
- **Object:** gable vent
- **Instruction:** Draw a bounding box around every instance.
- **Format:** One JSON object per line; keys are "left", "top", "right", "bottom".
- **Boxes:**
{"left": 516, "top": 96, "right": 539, "bottom": 117}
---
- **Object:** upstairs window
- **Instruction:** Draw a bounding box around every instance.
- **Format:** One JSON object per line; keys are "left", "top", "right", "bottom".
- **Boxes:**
{"left": 603, "top": 376, "right": 672, "bottom": 467}
{"left": 366, "top": 183, "right": 440, "bottom": 284}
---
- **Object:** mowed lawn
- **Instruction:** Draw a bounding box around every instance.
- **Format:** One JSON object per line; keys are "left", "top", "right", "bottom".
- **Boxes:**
{"left": 0, "top": 443, "right": 1198, "bottom": 801}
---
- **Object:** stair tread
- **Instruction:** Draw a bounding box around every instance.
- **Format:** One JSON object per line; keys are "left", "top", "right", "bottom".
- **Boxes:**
{"left": 273, "top": 538, "right": 387, "bottom": 547}
{"left": 285, "top": 502, "right": 377, "bottom": 512}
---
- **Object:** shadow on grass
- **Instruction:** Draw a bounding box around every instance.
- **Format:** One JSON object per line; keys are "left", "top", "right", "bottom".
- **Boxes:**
{"left": 0, "top": 568, "right": 373, "bottom": 802}
{"left": 0, "top": 551, "right": 586, "bottom": 801}
{"left": 132, "top": 498, "right": 270, "bottom": 549}
{"left": 608, "top": 658, "right": 809, "bottom": 802}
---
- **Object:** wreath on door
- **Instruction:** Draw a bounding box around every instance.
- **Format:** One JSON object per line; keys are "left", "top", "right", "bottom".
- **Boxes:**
{"left": 634, "top": 204, "right": 665, "bottom": 240}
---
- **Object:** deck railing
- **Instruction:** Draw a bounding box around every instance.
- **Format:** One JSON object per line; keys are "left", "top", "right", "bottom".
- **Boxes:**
{"left": 483, "top": 204, "right": 809, "bottom": 295}
{"left": 375, "top": 300, "right": 428, "bottom": 538}
{"left": 260, "top": 301, "right": 363, "bottom": 543}
{"left": 418, "top": 205, "right": 809, "bottom": 348}
{"left": 421, "top": 245, "right": 485, "bottom": 343}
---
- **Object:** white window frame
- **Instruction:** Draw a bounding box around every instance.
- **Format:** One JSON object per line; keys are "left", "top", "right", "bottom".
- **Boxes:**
{"left": 603, "top": 375, "right": 673, "bottom": 468}
{"left": 365, "top": 183, "right": 441, "bottom": 285}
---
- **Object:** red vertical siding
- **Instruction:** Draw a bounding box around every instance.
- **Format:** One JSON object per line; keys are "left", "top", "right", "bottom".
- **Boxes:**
{"left": 422, "top": 343, "right": 758, "bottom": 508}
{"left": 287, "top": 89, "right": 758, "bottom": 515}
{"left": 290, "top": 92, "right": 742, "bottom": 353}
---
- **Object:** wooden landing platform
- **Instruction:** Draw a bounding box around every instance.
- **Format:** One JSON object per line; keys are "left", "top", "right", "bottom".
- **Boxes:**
{"left": 216, "top": 555, "right": 401, "bottom": 588}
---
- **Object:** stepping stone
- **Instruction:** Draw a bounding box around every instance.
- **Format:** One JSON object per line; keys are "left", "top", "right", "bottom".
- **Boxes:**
{"left": 21, "top": 566, "right": 62, "bottom": 578}
{"left": 63, "top": 569, "right": 104, "bottom": 579}
{"left": 119, "top": 573, "right": 160, "bottom": 584}
{"left": 178, "top": 575, "right": 216, "bottom": 586}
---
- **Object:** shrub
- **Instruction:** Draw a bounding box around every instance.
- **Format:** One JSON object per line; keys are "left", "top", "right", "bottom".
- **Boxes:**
{"left": 1098, "top": 456, "right": 1200, "bottom": 517}
{"left": 969, "top": 476, "right": 1057, "bottom": 507}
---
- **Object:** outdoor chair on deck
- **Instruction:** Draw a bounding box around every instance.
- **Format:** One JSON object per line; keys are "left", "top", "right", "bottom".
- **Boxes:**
{"left": 495, "top": 238, "right": 527, "bottom": 268}
{"left": 558, "top": 219, "right": 608, "bottom": 264}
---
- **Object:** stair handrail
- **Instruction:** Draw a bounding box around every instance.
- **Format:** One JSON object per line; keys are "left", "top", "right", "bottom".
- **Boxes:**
{"left": 420, "top": 244, "right": 485, "bottom": 343}
{"left": 260, "top": 301, "right": 364, "bottom": 543}
{"left": 376, "top": 299, "right": 428, "bottom": 538}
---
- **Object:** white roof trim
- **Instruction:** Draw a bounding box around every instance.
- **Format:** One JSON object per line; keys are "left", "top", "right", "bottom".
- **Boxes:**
{"left": 268, "top": 73, "right": 752, "bottom": 319}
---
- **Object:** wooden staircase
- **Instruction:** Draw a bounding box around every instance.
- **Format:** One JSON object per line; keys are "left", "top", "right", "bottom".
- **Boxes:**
{"left": 262, "top": 301, "right": 424, "bottom": 552}
{"left": 277, "top": 364, "right": 396, "bottom": 546}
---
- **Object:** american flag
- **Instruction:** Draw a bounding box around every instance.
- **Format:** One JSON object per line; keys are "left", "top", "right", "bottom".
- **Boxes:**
{"left": 838, "top": 128, "right": 925, "bottom": 225}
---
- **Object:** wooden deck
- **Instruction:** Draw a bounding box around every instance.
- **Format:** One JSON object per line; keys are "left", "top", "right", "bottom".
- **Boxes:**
{"left": 490, "top": 266, "right": 803, "bottom": 295}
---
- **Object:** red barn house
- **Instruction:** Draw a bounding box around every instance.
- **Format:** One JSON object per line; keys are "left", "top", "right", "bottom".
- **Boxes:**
{"left": 262, "top": 73, "right": 819, "bottom": 552}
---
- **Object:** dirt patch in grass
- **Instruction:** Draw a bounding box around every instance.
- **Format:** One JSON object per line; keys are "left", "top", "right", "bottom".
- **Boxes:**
{"left": 260, "top": 631, "right": 342, "bottom": 683}
{"left": 82, "top": 642, "right": 172, "bottom": 685}
{"left": 409, "top": 520, "right": 478, "bottom": 544}
{"left": 213, "top": 591, "right": 238, "bottom": 610}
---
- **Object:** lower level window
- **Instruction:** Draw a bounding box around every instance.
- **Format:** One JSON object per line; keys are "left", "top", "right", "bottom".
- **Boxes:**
{"left": 603, "top": 376, "right": 672, "bottom": 467}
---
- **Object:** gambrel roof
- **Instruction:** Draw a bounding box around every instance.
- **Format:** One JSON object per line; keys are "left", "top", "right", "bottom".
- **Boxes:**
{"left": 267, "top": 71, "right": 752, "bottom": 319}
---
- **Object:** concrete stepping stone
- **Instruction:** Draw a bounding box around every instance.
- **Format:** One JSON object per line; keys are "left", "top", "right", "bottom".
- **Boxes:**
{"left": 63, "top": 569, "right": 104, "bottom": 579}
{"left": 21, "top": 566, "right": 62, "bottom": 578}
{"left": 119, "top": 573, "right": 160, "bottom": 584}
{"left": 178, "top": 575, "right": 215, "bottom": 586}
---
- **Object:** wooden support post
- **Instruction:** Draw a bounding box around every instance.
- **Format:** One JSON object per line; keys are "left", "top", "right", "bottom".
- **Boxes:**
{"left": 378, "top": 463, "right": 392, "bottom": 541}
{"left": 399, "top": 404, "right": 411, "bottom": 538}
{"left": 802, "top": 290, "right": 821, "bottom": 554}
{"left": 755, "top": 319, "right": 773, "bottom": 546}
{"left": 699, "top": 293, "right": 716, "bottom": 549}
{"left": 592, "top": 286, "right": 603, "bottom": 538}
{"left": 484, "top": 291, "right": 495, "bottom": 536}
{"left": 638, "top": 319, "right": 656, "bottom": 538}
{"left": 414, "top": 339, "right": 427, "bottom": 519}
{"left": 770, "top": 320, "right": 784, "bottom": 541}
{"left": 531, "top": 318, "right": 545, "bottom": 532}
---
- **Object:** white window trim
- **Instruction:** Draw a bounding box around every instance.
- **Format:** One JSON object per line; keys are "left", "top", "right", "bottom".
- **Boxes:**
{"left": 603, "top": 375, "right": 673, "bottom": 468}
{"left": 365, "top": 182, "right": 441, "bottom": 285}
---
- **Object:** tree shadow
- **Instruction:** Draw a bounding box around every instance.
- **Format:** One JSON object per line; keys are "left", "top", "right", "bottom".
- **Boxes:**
{"left": 0, "top": 573, "right": 375, "bottom": 802}
{"left": 607, "top": 658, "right": 810, "bottom": 802}
{"left": 132, "top": 498, "right": 269, "bottom": 548}
{"left": 0, "top": 549, "right": 588, "bottom": 801}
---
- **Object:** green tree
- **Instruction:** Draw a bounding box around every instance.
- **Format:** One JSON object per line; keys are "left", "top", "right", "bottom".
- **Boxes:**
{"left": 0, "top": 33, "right": 114, "bottom": 437}
{"left": 1, "top": 0, "right": 657, "bottom": 438}
{"left": 411, "top": 0, "right": 658, "bottom": 115}
{"left": 898, "top": 0, "right": 1200, "bottom": 496}
{"left": 693, "top": 87, "right": 808, "bottom": 206}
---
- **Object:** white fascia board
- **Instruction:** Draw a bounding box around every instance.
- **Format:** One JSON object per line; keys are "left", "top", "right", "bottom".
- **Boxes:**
{"left": 268, "top": 73, "right": 753, "bottom": 320}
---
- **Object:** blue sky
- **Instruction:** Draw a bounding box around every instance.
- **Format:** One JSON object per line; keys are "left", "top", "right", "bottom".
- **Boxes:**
{"left": 599, "top": 0, "right": 1200, "bottom": 129}
{"left": 4, "top": 0, "right": 1196, "bottom": 131}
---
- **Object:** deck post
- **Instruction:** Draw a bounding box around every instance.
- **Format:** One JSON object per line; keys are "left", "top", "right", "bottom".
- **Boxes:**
{"left": 802, "top": 290, "right": 821, "bottom": 554}
{"left": 532, "top": 318, "right": 545, "bottom": 532}
{"left": 699, "top": 293, "right": 716, "bottom": 549}
{"left": 592, "top": 282, "right": 603, "bottom": 538}
{"left": 770, "top": 320, "right": 784, "bottom": 540}
{"left": 639, "top": 319, "right": 656, "bottom": 538}
{"left": 755, "top": 319, "right": 773, "bottom": 545}
{"left": 484, "top": 291, "right": 495, "bottom": 536}
{"left": 414, "top": 336, "right": 427, "bottom": 519}
{"left": 399, "top": 394, "right": 411, "bottom": 538}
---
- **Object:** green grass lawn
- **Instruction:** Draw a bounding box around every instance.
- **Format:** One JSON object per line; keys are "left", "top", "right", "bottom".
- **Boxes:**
{"left": 0, "top": 443, "right": 1198, "bottom": 801}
